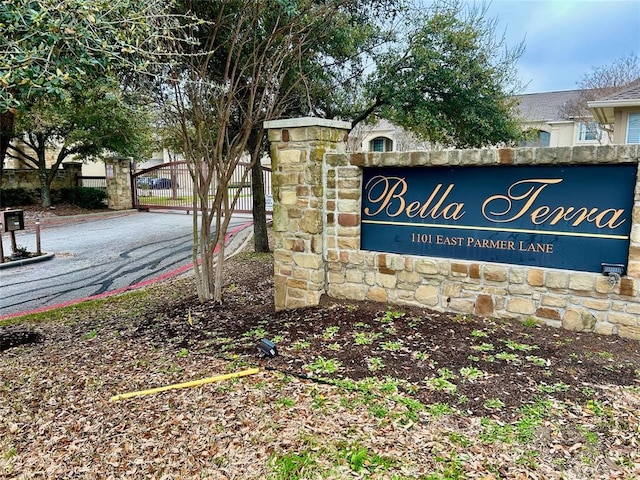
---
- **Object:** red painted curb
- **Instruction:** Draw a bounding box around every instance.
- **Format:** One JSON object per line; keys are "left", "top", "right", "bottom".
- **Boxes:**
{"left": 0, "top": 221, "right": 253, "bottom": 321}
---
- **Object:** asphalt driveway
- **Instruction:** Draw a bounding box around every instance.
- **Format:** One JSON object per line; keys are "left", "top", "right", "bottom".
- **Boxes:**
{"left": 0, "top": 210, "right": 252, "bottom": 318}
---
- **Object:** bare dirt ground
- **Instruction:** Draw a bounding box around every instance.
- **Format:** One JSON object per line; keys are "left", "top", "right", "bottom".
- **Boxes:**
{"left": 1, "top": 209, "right": 639, "bottom": 479}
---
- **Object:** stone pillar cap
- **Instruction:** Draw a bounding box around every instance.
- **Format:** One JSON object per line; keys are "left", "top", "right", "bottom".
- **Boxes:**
{"left": 264, "top": 116, "right": 352, "bottom": 130}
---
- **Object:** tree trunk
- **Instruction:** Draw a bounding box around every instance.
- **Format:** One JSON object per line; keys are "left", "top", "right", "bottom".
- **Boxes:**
{"left": 249, "top": 129, "right": 270, "bottom": 252}
{"left": 0, "top": 111, "right": 15, "bottom": 205}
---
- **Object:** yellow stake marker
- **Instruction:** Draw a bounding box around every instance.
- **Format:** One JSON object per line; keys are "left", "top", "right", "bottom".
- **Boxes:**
{"left": 109, "top": 367, "right": 260, "bottom": 402}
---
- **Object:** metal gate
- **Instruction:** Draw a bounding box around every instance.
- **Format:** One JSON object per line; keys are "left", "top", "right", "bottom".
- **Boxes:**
{"left": 132, "top": 161, "right": 272, "bottom": 214}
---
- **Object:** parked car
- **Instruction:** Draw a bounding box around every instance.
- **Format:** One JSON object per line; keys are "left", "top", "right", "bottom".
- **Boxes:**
{"left": 151, "top": 178, "right": 177, "bottom": 189}
{"left": 136, "top": 176, "right": 154, "bottom": 188}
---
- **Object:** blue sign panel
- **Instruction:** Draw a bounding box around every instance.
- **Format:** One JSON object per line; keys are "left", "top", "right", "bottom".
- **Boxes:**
{"left": 361, "top": 164, "right": 637, "bottom": 272}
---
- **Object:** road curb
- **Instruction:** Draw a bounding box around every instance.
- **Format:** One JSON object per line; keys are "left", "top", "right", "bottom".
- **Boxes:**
{"left": 0, "top": 252, "right": 55, "bottom": 270}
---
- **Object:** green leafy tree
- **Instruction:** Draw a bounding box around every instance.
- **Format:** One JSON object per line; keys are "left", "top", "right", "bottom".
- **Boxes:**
{"left": 0, "top": 0, "right": 161, "bottom": 189}
{"left": 356, "top": 1, "right": 524, "bottom": 148}
{"left": 7, "top": 88, "right": 153, "bottom": 207}
{"left": 157, "top": 0, "right": 523, "bottom": 303}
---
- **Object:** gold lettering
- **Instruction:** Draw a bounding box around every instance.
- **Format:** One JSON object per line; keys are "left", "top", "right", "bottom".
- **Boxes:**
{"left": 482, "top": 179, "right": 563, "bottom": 223}
{"left": 363, "top": 176, "right": 407, "bottom": 217}
{"left": 363, "top": 176, "right": 466, "bottom": 220}
{"left": 483, "top": 178, "right": 626, "bottom": 230}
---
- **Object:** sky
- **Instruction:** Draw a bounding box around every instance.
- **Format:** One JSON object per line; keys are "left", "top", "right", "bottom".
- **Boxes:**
{"left": 480, "top": 0, "right": 640, "bottom": 93}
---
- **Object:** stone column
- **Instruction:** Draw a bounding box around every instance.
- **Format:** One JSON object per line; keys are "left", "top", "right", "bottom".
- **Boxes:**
{"left": 104, "top": 157, "right": 133, "bottom": 210}
{"left": 264, "top": 117, "right": 351, "bottom": 310}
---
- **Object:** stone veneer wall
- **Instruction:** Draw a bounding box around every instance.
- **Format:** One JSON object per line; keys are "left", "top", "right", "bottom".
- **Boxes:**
{"left": 266, "top": 118, "right": 640, "bottom": 340}
{"left": 104, "top": 158, "right": 133, "bottom": 210}
{"left": 1, "top": 163, "right": 82, "bottom": 194}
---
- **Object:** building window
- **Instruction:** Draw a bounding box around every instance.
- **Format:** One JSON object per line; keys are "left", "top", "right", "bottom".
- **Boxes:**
{"left": 577, "top": 122, "right": 601, "bottom": 142}
{"left": 520, "top": 130, "right": 550, "bottom": 147}
{"left": 370, "top": 137, "right": 393, "bottom": 152}
{"left": 626, "top": 113, "right": 640, "bottom": 144}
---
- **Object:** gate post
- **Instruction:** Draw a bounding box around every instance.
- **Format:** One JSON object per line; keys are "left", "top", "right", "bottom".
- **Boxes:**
{"left": 264, "top": 117, "right": 351, "bottom": 311}
{"left": 104, "top": 157, "right": 133, "bottom": 210}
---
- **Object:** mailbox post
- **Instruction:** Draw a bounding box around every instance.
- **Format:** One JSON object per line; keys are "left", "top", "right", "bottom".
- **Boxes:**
{"left": 1, "top": 210, "right": 26, "bottom": 262}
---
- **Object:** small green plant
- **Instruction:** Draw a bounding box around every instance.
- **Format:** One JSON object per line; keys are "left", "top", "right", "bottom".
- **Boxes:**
{"left": 346, "top": 446, "right": 369, "bottom": 472}
{"left": 82, "top": 330, "right": 97, "bottom": 340}
{"left": 459, "top": 366, "right": 486, "bottom": 381}
{"left": 292, "top": 340, "right": 310, "bottom": 350}
{"left": 270, "top": 450, "right": 317, "bottom": 479}
{"left": 176, "top": 348, "right": 189, "bottom": 358}
{"left": 597, "top": 351, "right": 614, "bottom": 360}
{"left": 381, "top": 340, "right": 402, "bottom": 351}
{"left": 242, "top": 326, "right": 268, "bottom": 340}
{"left": 426, "top": 403, "right": 456, "bottom": 417}
{"left": 276, "top": 397, "right": 295, "bottom": 408}
{"left": 526, "top": 355, "right": 549, "bottom": 367}
{"left": 471, "top": 329, "right": 488, "bottom": 338}
{"left": 502, "top": 339, "right": 539, "bottom": 352}
{"left": 522, "top": 317, "right": 538, "bottom": 327}
{"left": 479, "top": 417, "right": 516, "bottom": 444}
{"left": 322, "top": 325, "right": 340, "bottom": 339}
{"left": 472, "top": 343, "right": 495, "bottom": 352}
{"left": 367, "top": 357, "right": 385, "bottom": 372}
{"left": 353, "top": 331, "right": 382, "bottom": 346}
{"left": 426, "top": 377, "right": 457, "bottom": 394}
{"left": 484, "top": 398, "right": 505, "bottom": 410}
{"left": 305, "top": 356, "right": 342, "bottom": 375}
{"left": 379, "top": 309, "right": 405, "bottom": 323}
{"left": 413, "top": 351, "right": 430, "bottom": 361}
{"left": 327, "top": 342, "right": 341, "bottom": 351}
{"left": 447, "top": 432, "right": 471, "bottom": 447}
{"left": 495, "top": 352, "right": 518, "bottom": 362}
{"left": 538, "top": 382, "right": 569, "bottom": 394}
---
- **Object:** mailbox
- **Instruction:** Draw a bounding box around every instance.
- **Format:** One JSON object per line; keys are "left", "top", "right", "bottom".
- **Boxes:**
{"left": 2, "top": 210, "right": 25, "bottom": 232}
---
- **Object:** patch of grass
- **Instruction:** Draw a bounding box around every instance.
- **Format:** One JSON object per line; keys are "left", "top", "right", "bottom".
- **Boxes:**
{"left": 81, "top": 329, "right": 98, "bottom": 340}
{"left": 425, "top": 377, "right": 457, "bottom": 394}
{"left": 426, "top": 403, "right": 457, "bottom": 417}
{"left": 269, "top": 450, "right": 318, "bottom": 479}
{"left": 276, "top": 397, "right": 295, "bottom": 408}
{"left": 176, "top": 348, "right": 189, "bottom": 358}
{"left": 484, "top": 398, "right": 505, "bottom": 410}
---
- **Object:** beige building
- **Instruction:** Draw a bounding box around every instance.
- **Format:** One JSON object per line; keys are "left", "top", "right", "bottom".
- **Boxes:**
{"left": 358, "top": 88, "right": 628, "bottom": 151}
{"left": 514, "top": 90, "right": 610, "bottom": 147}
{"left": 588, "top": 81, "right": 640, "bottom": 145}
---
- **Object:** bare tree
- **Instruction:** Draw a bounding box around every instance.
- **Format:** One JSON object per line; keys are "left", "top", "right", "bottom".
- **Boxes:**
{"left": 161, "top": 0, "right": 381, "bottom": 302}
{"left": 561, "top": 53, "right": 640, "bottom": 141}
